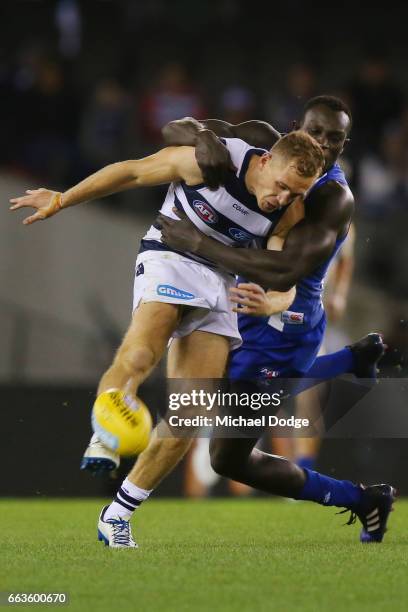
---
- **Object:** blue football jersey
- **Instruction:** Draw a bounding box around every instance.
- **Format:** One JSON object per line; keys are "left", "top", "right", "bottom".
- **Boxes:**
{"left": 237, "top": 163, "right": 351, "bottom": 348}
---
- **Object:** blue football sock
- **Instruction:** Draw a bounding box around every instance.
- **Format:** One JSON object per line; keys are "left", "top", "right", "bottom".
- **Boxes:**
{"left": 296, "top": 456, "right": 316, "bottom": 471}
{"left": 295, "top": 468, "right": 362, "bottom": 508}
{"left": 307, "top": 348, "right": 355, "bottom": 379}
{"left": 287, "top": 348, "right": 356, "bottom": 398}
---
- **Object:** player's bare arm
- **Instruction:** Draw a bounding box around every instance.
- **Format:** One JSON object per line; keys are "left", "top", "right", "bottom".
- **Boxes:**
{"left": 9, "top": 147, "right": 203, "bottom": 225}
{"left": 162, "top": 117, "right": 280, "bottom": 189}
{"left": 229, "top": 282, "right": 296, "bottom": 317}
{"left": 162, "top": 117, "right": 280, "bottom": 148}
{"left": 228, "top": 201, "right": 304, "bottom": 316}
{"left": 229, "top": 235, "right": 295, "bottom": 316}
{"left": 158, "top": 181, "right": 354, "bottom": 292}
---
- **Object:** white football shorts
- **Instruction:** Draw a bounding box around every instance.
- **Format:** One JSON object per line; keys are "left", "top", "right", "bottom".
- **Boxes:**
{"left": 133, "top": 249, "right": 241, "bottom": 349}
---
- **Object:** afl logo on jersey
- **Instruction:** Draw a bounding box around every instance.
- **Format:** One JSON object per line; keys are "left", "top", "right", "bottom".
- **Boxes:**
{"left": 229, "top": 227, "right": 253, "bottom": 242}
{"left": 193, "top": 200, "right": 218, "bottom": 224}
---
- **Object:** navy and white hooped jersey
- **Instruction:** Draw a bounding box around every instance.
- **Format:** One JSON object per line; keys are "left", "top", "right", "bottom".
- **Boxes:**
{"left": 140, "top": 138, "right": 287, "bottom": 267}
{"left": 237, "top": 163, "right": 351, "bottom": 345}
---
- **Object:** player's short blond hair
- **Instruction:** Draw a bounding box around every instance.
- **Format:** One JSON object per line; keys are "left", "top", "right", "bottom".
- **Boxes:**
{"left": 271, "top": 131, "right": 324, "bottom": 178}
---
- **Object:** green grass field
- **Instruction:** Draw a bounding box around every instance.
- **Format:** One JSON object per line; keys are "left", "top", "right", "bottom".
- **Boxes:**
{"left": 2, "top": 498, "right": 408, "bottom": 612}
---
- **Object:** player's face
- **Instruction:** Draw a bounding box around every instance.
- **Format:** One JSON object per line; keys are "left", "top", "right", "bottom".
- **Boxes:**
{"left": 256, "top": 155, "right": 316, "bottom": 213}
{"left": 301, "top": 106, "right": 350, "bottom": 170}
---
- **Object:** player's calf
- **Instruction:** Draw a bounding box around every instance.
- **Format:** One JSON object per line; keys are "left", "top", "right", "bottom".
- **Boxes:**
{"left": 127, "top": 433, "right": 193, "bottom": 490}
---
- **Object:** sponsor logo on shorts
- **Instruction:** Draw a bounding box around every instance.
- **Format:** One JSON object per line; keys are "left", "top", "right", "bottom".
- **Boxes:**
{"left": 260, "top": 367, "right": 280, "bottom": 379}
{"left": 193, "top": 200, "right": 218, "bottom": 224}
{"left": 229, "top": 227, "right": 253, "bottom": 242}
{"left": 136, "top": 263, "right": 144, "bottom": 277}
{"left": 281, "top": 310, "right": 304, "bottom": 325}
{"left": 157, "top": 285, "right": 195, "bottom": 300}
{"left": 233, "top": 203, "right": 249, "bottom": 215}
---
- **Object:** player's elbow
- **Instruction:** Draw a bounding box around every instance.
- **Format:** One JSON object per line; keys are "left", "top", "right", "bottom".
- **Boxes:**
{"left": 161, "top": 121, "right": 177, "bottom": 144}
{"left": 161, "top": 117, "right": 195, "bottom": 144}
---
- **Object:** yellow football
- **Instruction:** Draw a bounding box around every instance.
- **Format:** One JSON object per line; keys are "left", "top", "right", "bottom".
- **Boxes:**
{"left": 92, "top": 389, "right": 152, "bottom": 456}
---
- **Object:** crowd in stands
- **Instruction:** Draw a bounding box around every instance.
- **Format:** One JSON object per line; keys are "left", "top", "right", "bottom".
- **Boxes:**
{"left": 1, "top": 2, "right": 407, "bottom": 372}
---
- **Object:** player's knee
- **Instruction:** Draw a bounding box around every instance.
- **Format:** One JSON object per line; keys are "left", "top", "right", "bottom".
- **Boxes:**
{"left": 209, "top": 440, "right": 237, "bottom": 478}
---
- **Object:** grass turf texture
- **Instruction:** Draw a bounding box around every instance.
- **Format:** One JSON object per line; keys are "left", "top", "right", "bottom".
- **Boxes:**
{"left": 2, "top": 498, "right": 408, "bottom": 612}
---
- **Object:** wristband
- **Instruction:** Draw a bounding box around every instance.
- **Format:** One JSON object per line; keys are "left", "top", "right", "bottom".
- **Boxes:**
{"left": 51, "top": 192, "right": 64, "bottom": 212}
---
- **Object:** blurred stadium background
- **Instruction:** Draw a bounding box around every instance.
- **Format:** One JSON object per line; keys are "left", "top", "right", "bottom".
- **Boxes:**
{"left": 1, "top": 0, "right": 408, "bottom": 496}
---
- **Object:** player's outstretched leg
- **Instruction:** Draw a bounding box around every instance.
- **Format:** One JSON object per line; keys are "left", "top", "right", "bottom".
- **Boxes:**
{"left": 81, "top": 302, "right": 182, "bottom": 473}
{"left": 304, "top": 332, "right": 385, "bottom": 384}
{"left": 97, "top": 331, "right": 230, "bottom": 548}
{"left": 280, "top": 332, "right": 386, "bottom": 401}
{"left": 97, "top": 302, "right": 182, "bottom": 395}
{"left": 210, "top": 437, "right": 395, "bottom": 543}
{"left": 283, "top": 335, "right": 384, "bottom": 473}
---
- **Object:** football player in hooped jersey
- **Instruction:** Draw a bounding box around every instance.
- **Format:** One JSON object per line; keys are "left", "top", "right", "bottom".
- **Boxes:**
{"left": 10, "top": 130, "right": 324, "bottom": 547}
{"left": 160, "top": 97, "right": 385, "bottom": 388}
{"left": 159, "top": 96, "right": 395, "bottom": 544}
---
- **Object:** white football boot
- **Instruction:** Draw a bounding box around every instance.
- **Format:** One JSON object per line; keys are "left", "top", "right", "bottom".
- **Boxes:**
{"left": 97, "top": 505, "right": 137, "bottom": 548}
{"left": 80, "top": 433, "right": 120, "bottom": 474}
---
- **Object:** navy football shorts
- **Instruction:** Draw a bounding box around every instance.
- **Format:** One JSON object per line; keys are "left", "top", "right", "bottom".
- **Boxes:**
{"left": 228, "top": 313, "right": 326, "bottom": 380}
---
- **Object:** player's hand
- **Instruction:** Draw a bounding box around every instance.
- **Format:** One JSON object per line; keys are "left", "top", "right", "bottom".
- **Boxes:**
{"left": 156, "top": 209, "right": 204, "bottom": 253}
{"left": 229, "top": 283, "right": 272, "bottom": 316}
{"left": 9, "top": 188, "right": 63, "bottom": 225}
{"left": 195, "top": 130, "right": 236, "bottom": 190}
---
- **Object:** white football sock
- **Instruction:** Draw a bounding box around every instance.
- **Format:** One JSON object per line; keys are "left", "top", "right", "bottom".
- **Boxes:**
{"left": 104, "top": 478, "right": 152, "bottom": 521}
